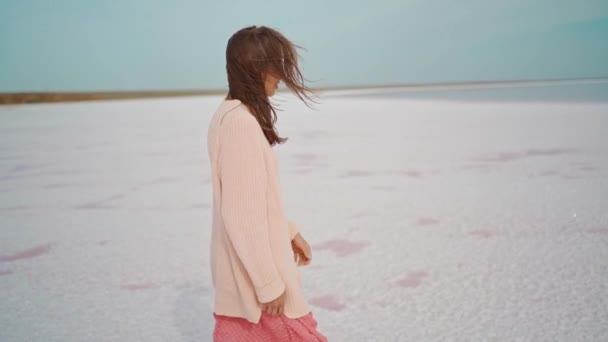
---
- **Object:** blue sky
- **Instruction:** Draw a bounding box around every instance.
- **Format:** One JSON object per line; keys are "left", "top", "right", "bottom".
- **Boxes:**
{"left": 1, "top": 0, "right": 607, "bottom": 92}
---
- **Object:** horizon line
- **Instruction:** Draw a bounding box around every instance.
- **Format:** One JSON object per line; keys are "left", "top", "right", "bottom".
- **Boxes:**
{"left": 1, "top": 77, "right": 607, "bottom": 105}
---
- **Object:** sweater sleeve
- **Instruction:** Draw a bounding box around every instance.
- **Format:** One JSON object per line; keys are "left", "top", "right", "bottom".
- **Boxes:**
{"left": 287, "top": 220, "right": 301, "bottom": 240}
{"left": 218, "top": 113, "right": 285, "bottom": 304}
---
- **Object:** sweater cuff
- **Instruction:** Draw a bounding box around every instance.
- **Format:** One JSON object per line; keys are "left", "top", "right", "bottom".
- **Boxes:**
{"left": 287, "top": 220, "right": 301, "bottom": 240}
{"left": 255, "top": 276, "right": 286, "bottom": 304}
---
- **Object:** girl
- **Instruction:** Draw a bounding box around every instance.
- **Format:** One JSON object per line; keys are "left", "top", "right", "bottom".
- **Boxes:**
{"left": 206, "top": 26, "right": 328, "bottom": 341}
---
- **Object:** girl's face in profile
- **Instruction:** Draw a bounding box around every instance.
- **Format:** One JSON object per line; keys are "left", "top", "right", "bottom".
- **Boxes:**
{"left": 264, "top": 70, "right": 281, "bottom": 97}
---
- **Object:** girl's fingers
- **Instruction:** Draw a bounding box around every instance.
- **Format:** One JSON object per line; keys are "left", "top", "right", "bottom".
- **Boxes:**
{"left": 292, "top": 246, "right": 312, "bottom": 266}
{"left": 302, "top": 252, "right": 311, "bottom": 265}
{"left": 304, "top": 247, "right": 312, "bottom": 260}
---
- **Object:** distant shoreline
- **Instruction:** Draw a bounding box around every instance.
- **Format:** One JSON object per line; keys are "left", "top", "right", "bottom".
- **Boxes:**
{"left": 2, "top": 77, "right": 607, "bottom": 105}
{"left": 0, "top": 90, "right": 227, "bottom": 105}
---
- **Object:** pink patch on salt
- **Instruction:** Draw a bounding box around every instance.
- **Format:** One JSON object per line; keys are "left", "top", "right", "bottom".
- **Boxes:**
{"left": 300, "top": 130, "right": 327, "bottom": 140}
{"left": 526, "top": 148, "right": 579, "bottom": 156}
{"left": 540, "top": 170, "right": 558, "bottom": 176}
{"left": 293, "top": 154, "right": 317, "bottom": 166}
{"left": 350, "top": 212, "right": 373, "bottom": 219}
{"left": 472, "top": 148, "right": 579, "bottom": 163}
{"left": 416, "top": 217, "right": 439, "bottom": 226}
{"left": 313, "top": 239, "right": 369, "bottom": 257}
{"left": 43, "top": 183, "right": 77, "bottom": 189}
{"left": 397, "top": 271, "right": 429, "bottom": 288}
{"left": 76, "top": 203, "right": 116, "bottom": 209}
{"left": 140, "top": 177, "right": 180, "bottom": 185}
{"left": 0, "top": 242, "right": 55, "bottom": 262}
{"left": 76, "top": 193, "right": 126, "bottom": 209}
{"left": 309, "top": 295, "right": 346, "bottom": 311}
{"left": 295, "top": 168, "right": 312, "bottom": 174}
{"left": 0, "top": 205, "right": 32, "bottom": 211}
{"left": 121, "top": 282, "right": 160, "bottom": 291}
{"left": 371, "top": 185, "right": 397, "bottom": 191}
{"left": 468, "top": 229, "right": 495, "bottom": 238}
{"left": 377, "top": 300, "right": 389, "bottom": 308}
{"left": 402, "top": 170, "right": 423, "bottom": 178}
{"left": 586, "top": 227, "right": 608, "bottom": 234}
{"left": 472, "top": 152, "right": 522, "bottom": 162}
{"left": 294, "top": 153, "right": 316, "bottom": 160}
{"left": 340, "top": 170, "right": 374, "bottom": 178}
{"left": 461, "top": 164, "right": 494, "bottom": 169}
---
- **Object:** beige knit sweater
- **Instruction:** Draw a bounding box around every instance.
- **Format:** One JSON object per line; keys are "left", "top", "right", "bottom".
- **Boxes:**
{"left": 206, "top": 98, "right": 311, "bottom": 323}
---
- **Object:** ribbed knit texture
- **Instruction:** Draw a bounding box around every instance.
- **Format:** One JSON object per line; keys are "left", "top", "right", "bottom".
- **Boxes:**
{"left": 207, "top": 98, "right": 310, "bottom": 324}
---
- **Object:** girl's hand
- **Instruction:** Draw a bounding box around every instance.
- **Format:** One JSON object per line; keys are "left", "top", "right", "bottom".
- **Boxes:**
{"left": 260, "top": 290, "right": 286, "bottom": 316}
{"left": 291, "top": 233, "right": 312, "bottom": 266}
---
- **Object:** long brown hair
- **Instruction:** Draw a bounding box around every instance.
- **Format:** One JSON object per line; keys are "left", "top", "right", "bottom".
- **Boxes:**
{"left": 225, "top": 25, "right": 317, "bottom": 146}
